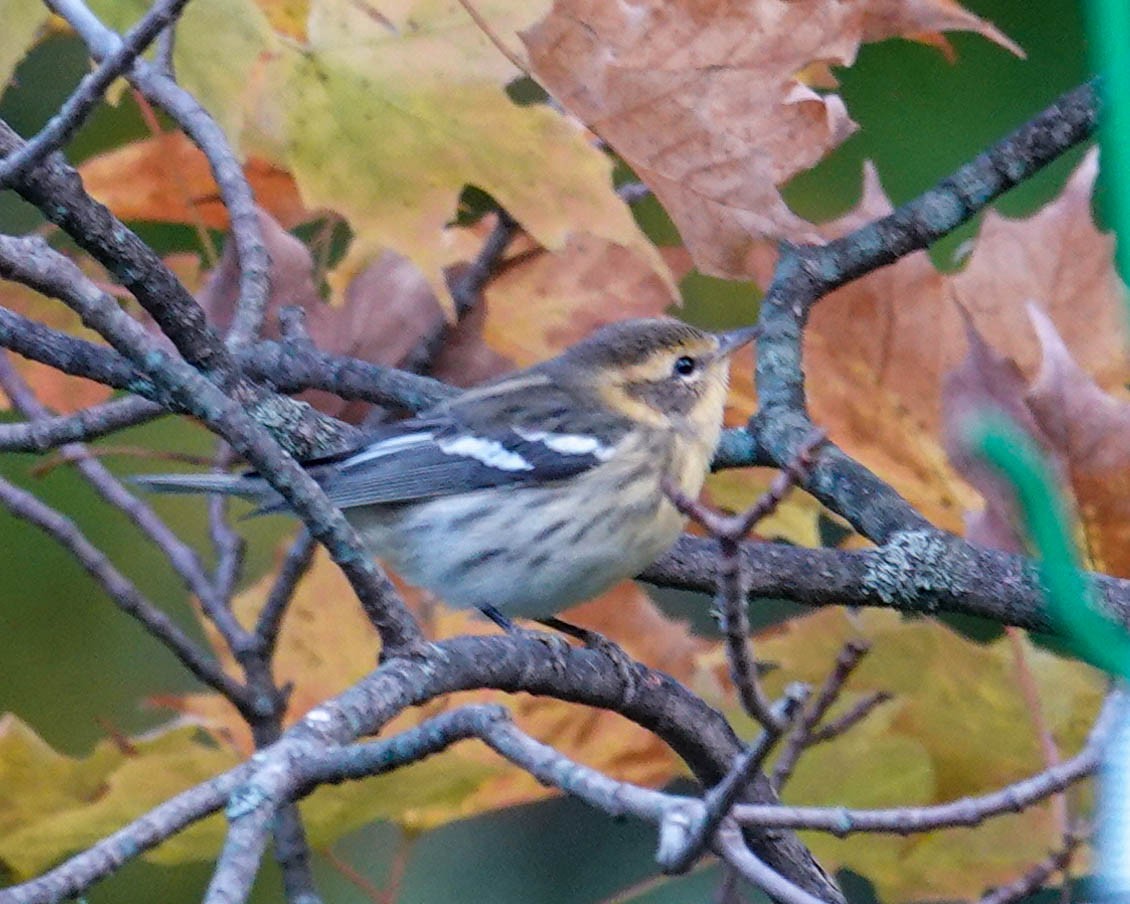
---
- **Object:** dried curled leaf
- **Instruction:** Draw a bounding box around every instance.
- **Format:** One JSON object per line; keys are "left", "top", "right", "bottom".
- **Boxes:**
{"left": 524, "top": 0, "right": 1019, "bottom": 279}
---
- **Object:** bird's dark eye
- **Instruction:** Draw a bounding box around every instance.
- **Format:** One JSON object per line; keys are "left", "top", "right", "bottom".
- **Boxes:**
{"left": 673, "top": 355, "right": 697, "bottom": 377}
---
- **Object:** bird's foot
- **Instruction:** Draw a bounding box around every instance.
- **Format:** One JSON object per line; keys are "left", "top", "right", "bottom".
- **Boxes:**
{"left": 480, "top": 606, "right": 573, "bottom": 666}
{"left": 537, "top": 617, "right": 640, "bottom": 703}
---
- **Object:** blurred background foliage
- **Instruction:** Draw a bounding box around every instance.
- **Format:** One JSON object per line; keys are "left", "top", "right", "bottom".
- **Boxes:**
{"left": 0, "top": 0, "right": 1092, "bottom": 901}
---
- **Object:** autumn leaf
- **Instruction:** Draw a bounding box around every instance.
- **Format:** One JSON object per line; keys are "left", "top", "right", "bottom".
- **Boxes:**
{"left": 89, "top": 0, "right": 276, "bottom": 148}
{"left": 925, "top": 149, "right": 1130, "bottom": 575}
{"left": 76, "top": 0, "right": 670, "bottom": 315}
{"left": 0, "top": 1, "right": 48, "bottom": 95}
{"left": 238, "top": 0, "right": 669, "bottom": 312}
{"left": 1025, "top": 309, "right": 1130, "bottom": 576}
{"left": 159, "top": 542, "right": 720, "bottom": 836}
{"left": 475, "top": 229, "right": 688, "bottom": 366}
{"left": 78, "top": 133, "right": 312, "bottom": 231}
{"left": 0, "top": 279, "right": 113, "bottom": 414}
{"left": 0, "top": 714, "right": 239, "bottom": 878}
{"left": 191, "top": 209, "right": 508, "bottom": 421}
{"left": 941, "top": 305, "right": 1057, "bottom": 551}
{"left": 736, "top": 151, "right": 1127, "bottom": 539}
{"left": 943, "top": 303, "right": 1130, "bottom": 577}
{"left": 702, "top": 466, "right": 830, "bottom": 548}
{"left": 523, "top": 0, "right": 1019, "bottom": 280}
{"left": 753, "top": 608, "right": 1102, "bottom": 901}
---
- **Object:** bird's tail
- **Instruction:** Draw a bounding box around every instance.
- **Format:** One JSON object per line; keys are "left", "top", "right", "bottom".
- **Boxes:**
{"left": 130, "top": 472, "right": 274, "bottom": 502}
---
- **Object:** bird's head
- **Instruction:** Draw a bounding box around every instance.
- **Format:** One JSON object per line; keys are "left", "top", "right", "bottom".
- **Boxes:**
{"left": 557, "top": 317, "right": 759, "bottom": 440}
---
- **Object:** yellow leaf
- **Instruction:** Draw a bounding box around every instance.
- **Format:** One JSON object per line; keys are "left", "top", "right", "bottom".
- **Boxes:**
{"left": 704, "top": 469, "right": 826, "bottom": 548}
{"left": 173, "top": 0, "right": 277, "bottom": 148}
{"left": 0, "top": 715, "right": 238, "bottom": 877}
{"left": 748, "top": 609, "right": 1103, "bottom": 900}
{"left": 0, "top": 1, "right": 48, "bottom": 96}
{"left": 161, "top": 542, "right": 716, "bottom": 834}
{"left": 240, "top": 0, "right": 668, "bottom": 312}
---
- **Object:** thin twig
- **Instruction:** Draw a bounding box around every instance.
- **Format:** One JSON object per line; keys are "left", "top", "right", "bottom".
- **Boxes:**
{"left": 29, "top": 444, "right": 216, "bottom": 477}
{"left": 1006, "top": 626, "right": 1068, "bottom": 835}
{"left": 0, "top": 233, "right": 423, "bottom": 654}
{"left": 804, "top": 691, "right": 892, "bottom": 745}
{"left": 732, "top": 691, "right": 1119, "bottom": 834}
{"left": 714, "top": 865, "right": 748, "bottom": 904}
{"left": 454, "top": 0, "right": 530, "bottom": 75}
{"left": 978, "top": 825, "right": 1086, "bottom": 904}
{"left": 0, "top": 298, "right": 449, "bottom": 443}
{"left": 398, "top": 210, "right": 519, "bottom": 375}
{"left": 154, "top": 23, "right": 176, "bottom": 78}
{"left": 714, "top": 823, "right": 832, "bottom": 904}
{"left": 323, "top": 848, "right": 385, "bottom": 904}
{"left": 0, "top": 352, "right": 237, "bottom": 641}
{"left": 771, "top": 639, "right": 880, "bottom": 790}
{"left": 665, "top": 430, "right": 825, "bottom": 729}
{"left": 46, "top": 0, "right": 270, "bottom": 346}
{"left": 0, "top": 472, "right": 247, "bottom": 703}
{"left": 663, "top": 488, "right": 776, "bottom": 727}
{"left": 378, "top": 831, "right": 415, "bottom": 904}
{"left": 207, "top": 442, "right": 246, "bottom": 607}
{"left": 660, "top": 684, "right": 809, "bottom": 874}
{"left": 130, "top": 86, "right": 218, "bottom": 265}
{"left": 254, "top": 529, "right": 317, "bottom": 654}
{"left": 272, "top": 803, "right": 321, "bottom": 904}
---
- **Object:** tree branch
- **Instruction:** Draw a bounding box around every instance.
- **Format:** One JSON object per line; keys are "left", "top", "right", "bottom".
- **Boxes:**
{"left": 0, "top": 472, "right": 246, "bottom": 703}
{"left": 0, "top": 352, "right": 230, "bottom": 631}
{"left": 0, "top": 0, "right": 191, "bottom": 185}
{"left": 771, "top": 640, "right": 882, "bottom": 790}
{"left": 0, "top": 233, "right": 424, "bottom": 655}
{"left": 46, "top": 0, "right": 270, "bottom": 346}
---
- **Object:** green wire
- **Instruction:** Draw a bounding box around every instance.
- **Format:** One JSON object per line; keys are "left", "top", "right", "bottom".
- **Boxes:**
{"left": 967, "top": 414, "right": 1130, "bottom": 677}
{"left": 1083, "top": 0, "right": 1130, "bottom": 305}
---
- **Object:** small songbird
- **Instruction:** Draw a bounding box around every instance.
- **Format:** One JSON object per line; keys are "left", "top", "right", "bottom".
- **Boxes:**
{"left": 135, "top": 318, "right": 758, "bottom": 628}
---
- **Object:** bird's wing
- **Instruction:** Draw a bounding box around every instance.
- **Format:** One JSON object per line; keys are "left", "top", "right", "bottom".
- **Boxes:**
{"left": 313, "top": 376, "right": 632, "bottom": 509}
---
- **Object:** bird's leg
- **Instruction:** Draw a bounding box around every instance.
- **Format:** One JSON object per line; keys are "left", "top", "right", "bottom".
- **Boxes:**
{"left": 480, "top": 605, "right": 516, "bottom": 632}
{"left": 480, "top": 606, "right": 572, "bottom": 666}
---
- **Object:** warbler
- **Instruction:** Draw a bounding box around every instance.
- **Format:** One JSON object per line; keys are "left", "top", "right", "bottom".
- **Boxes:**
{"left": 136, "top": 318, "right": 758, "bottom": 626}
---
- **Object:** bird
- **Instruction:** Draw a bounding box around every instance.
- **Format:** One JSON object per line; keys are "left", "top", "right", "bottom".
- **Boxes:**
{"left": 135, "top": 317, "right": 759, "bottom": 630}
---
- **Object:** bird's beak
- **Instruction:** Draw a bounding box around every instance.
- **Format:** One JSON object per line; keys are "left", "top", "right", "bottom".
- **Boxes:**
{"left": 714, "top": 324, "right": 761, "bottom": 357}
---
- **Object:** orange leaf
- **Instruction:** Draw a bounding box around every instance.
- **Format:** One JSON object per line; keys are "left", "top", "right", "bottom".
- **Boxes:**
{"left": 0, "top": 279, "right": 113, "bottom": 414}
{"left": 479, "top": 232, "right": 687, "bottom": 367}
{"left": 78, "top": 133, "right": 312, "bottom": 231}
{"left": 987, "top": 306, "right": 1130, "bottom": 577}
{"left": 744, "top": 152, "right": 1128, "bottom": 537}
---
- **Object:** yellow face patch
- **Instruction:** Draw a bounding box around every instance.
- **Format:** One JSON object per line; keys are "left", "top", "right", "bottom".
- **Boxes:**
{"left": 603, "top": 335, "right": 734, "bottom": 437}
{"left": 611, "top": 336, "right": 721, "bottom": 385}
